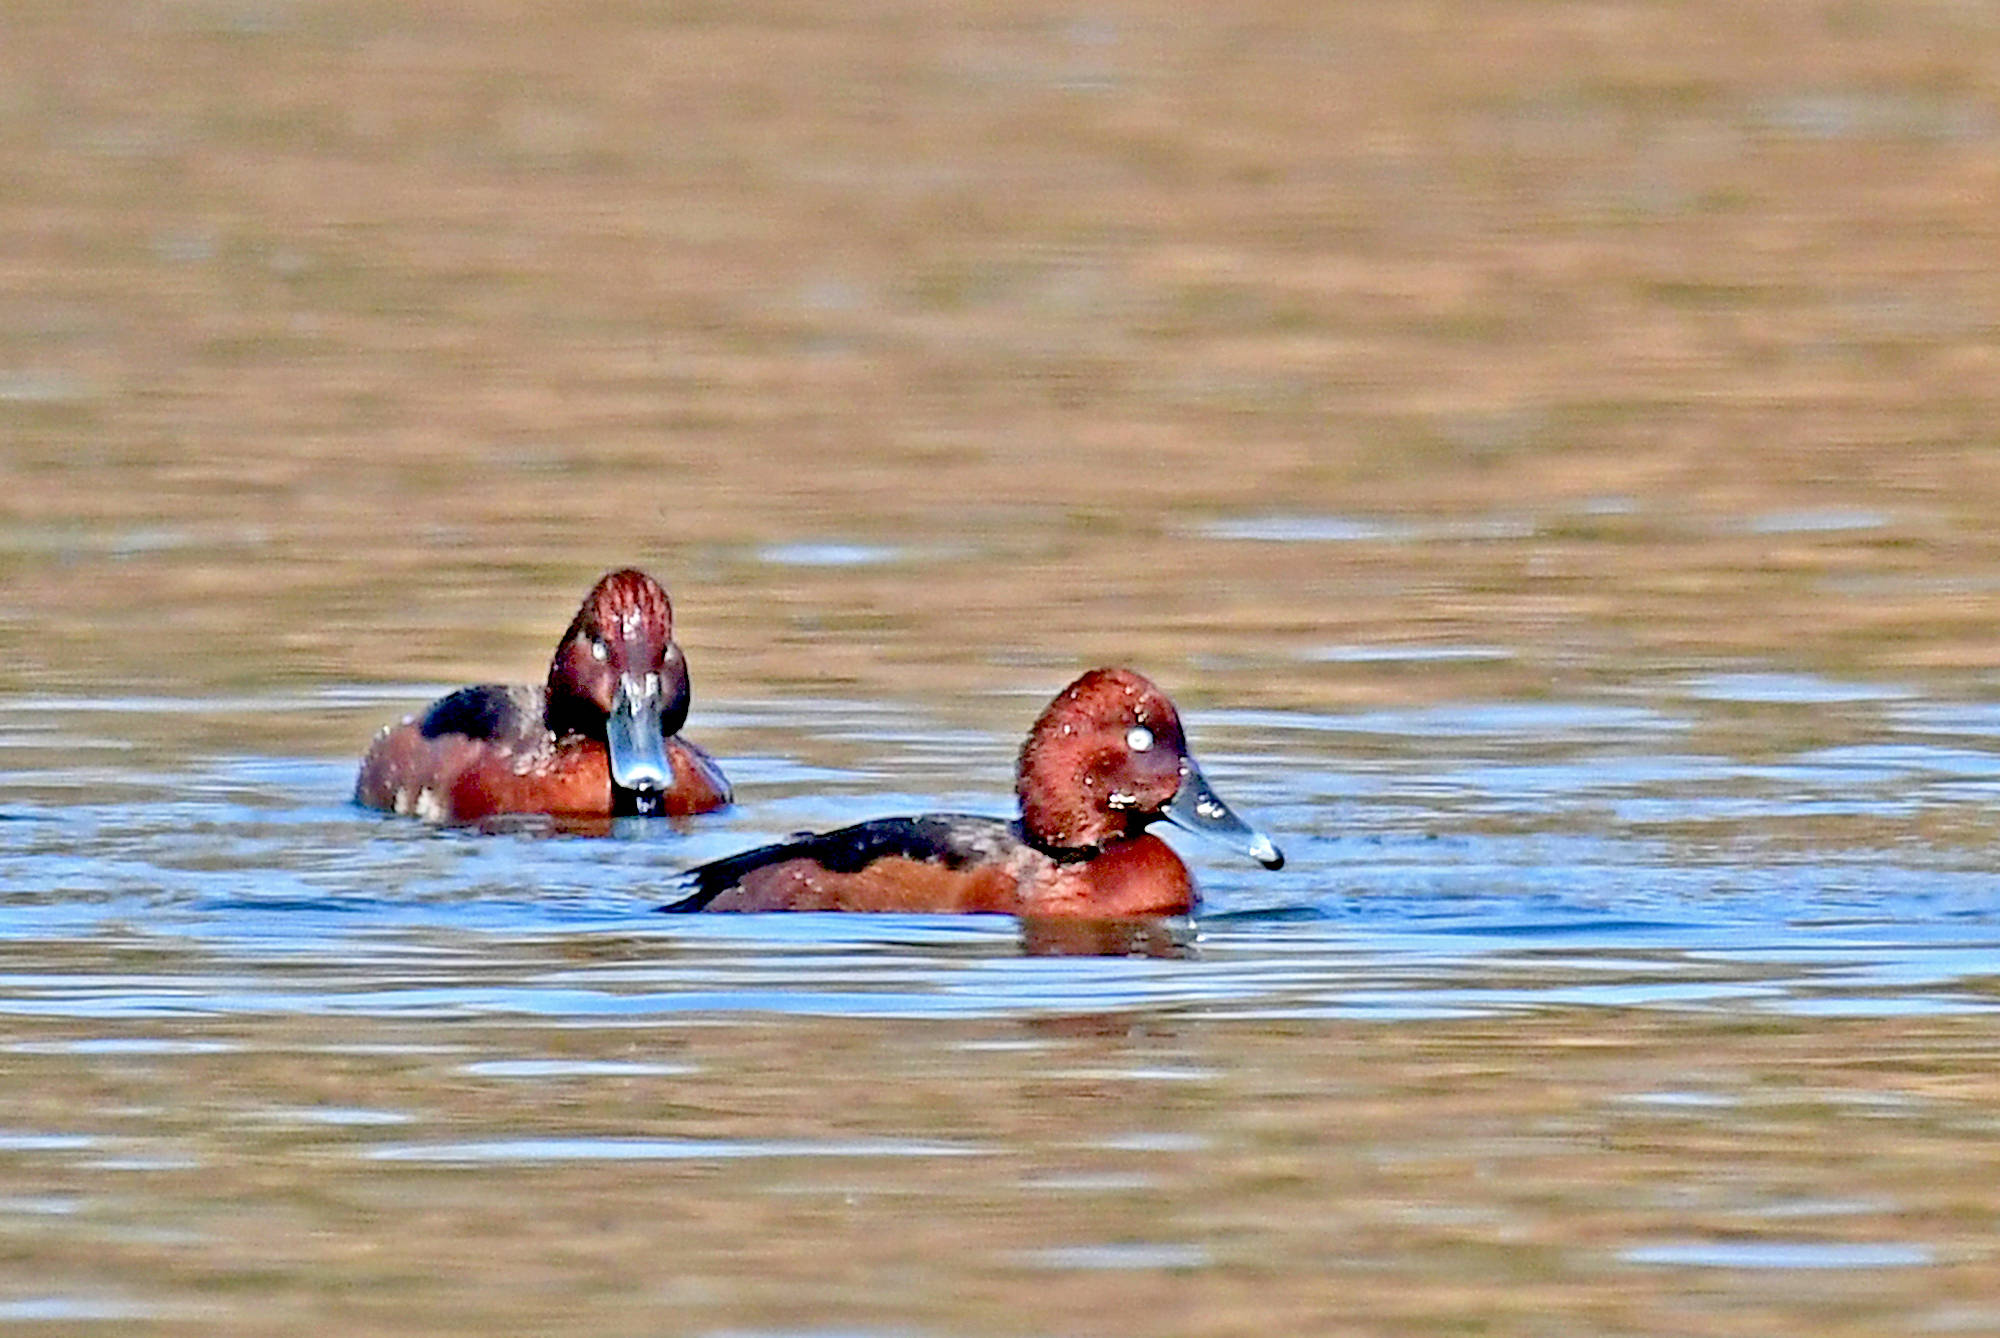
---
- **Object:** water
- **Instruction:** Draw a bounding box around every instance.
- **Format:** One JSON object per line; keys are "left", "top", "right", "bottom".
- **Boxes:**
{"left": 7, "top": 677, "right": 2000, "bottom": 1334}
{"left": 10, "top": 0, "right": 2000, "bottom": 1332}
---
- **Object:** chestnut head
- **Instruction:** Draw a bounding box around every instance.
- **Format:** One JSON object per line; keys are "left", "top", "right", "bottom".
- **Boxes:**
{"left": 545, "top": 569, "right": 691, "bottom": 813}
{"left": 1016, "top": 667, "right": 1282, "bottom": 868}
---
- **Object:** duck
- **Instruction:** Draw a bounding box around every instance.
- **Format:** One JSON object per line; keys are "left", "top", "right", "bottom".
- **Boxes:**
{"left": 356, "top": 569, "right": 731, "bottom": 823}
{"left": 661, "top": 666, "right": 1280, "bottom": 917}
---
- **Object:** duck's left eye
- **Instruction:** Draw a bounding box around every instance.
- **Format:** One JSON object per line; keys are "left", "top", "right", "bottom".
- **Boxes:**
{"left": 1126, "top": 725, "right": 1154, "bottom": 753}
{"left": 590, "top": 639, "right": 609, "bottom": 662}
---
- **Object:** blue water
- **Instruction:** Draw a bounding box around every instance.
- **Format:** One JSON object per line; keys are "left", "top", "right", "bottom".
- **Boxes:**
{"left": 4, "top": 677, "right": 1999, "bottom": 1335}
{"left": 6, "top": 675, "right": 1999, "bottom": 1021}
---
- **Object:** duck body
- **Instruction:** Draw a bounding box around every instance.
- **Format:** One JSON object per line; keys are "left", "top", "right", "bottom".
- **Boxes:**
{"left": 356, "top": 569, "right": 731, "bottom": 823}
{"left": 662, "top": 667, "right": 1279, "bottom": 918}
{"left": 663, "top": 814, "right": 1194, "bottom": 917}
{"left": 358, "top": 683, "right": 730, "bottom": 823}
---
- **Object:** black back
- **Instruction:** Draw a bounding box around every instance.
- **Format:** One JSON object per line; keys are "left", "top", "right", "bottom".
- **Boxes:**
{"left": 418, "top": 685, "right": 518, "bottom": 742}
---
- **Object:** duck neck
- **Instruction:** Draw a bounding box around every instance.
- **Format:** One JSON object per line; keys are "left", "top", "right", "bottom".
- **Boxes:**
{"left": 1027, "top": 822, "right": 1155, "bottom": 866}
{"left": 1037, "top": 837, "right": 1109, "bottom": 865}
{"left": 542, "top": 680, "right": 604, "bottom": 743}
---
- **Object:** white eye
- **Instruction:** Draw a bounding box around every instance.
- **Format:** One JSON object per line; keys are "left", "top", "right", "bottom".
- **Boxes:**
{"left": 1126, "top": 725, "right": 1154, "bottom": 753}
{"left": 590, "top": 639, "right": 609, "bottom": 662}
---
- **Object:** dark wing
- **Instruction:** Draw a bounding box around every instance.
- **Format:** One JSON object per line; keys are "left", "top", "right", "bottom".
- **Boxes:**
{"left": 659, "top": 814, "right": 1020, "bottom": 912}
{"left": 419, "top": 685, "right": 521, "bottom": 742}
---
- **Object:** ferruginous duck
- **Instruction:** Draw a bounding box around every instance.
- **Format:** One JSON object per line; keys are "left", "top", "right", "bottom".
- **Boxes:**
{"left": 356, "top": 569, "right": 730, "bottom": 823}
{"left": 660, "top": 667, "right": 1279, "bottom": 917}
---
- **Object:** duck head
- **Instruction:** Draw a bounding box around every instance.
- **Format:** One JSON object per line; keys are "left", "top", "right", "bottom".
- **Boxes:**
{"left": 544, "top": 569, "right": 691, "bottom": 816}
{"left": 1016, "top": 667, "right": 1283, "bottom": 869}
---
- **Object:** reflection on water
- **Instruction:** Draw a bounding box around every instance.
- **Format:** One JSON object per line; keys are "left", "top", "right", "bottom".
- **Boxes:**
{"left": 1622, "top": 1241, "right": 1936, "bottom": 1270}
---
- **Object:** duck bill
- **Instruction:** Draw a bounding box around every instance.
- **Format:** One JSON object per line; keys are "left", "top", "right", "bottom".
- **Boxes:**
{"left": 606, "top": 672, "right": 674, "bottom": 815}
{"left": 1162, "top": 758, "right": 1284, "bottom": 869}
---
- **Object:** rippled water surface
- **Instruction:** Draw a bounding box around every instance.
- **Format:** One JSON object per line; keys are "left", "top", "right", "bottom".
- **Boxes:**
{"left": 10, "top": 1, "right": 2000, "bottom": 1334}
{"left": 9, "top": 674, "right": 2000, "bottom": 1336}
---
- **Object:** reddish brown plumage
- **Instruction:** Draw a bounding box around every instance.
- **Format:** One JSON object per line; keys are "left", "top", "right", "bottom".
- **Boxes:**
{"left": 664, "top": 667, "right": 1277, "bottom": 918}
{"left": 355, "top": 569, "right": 731, "bottom": 823}
{"left": 542, "top": 570, "right": 678, "bottom": 741}
{"left": 1016, "top": 667, "right": 1188, "bottom": 852}
{"left": 697, "top": 855, "right": 1025, "bottom": 914}
{"left": 360, "top": 729, "right": 731, "bottom": 822}
{"left": 691, "top": 834, "right": 1191, "bottom": 916}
